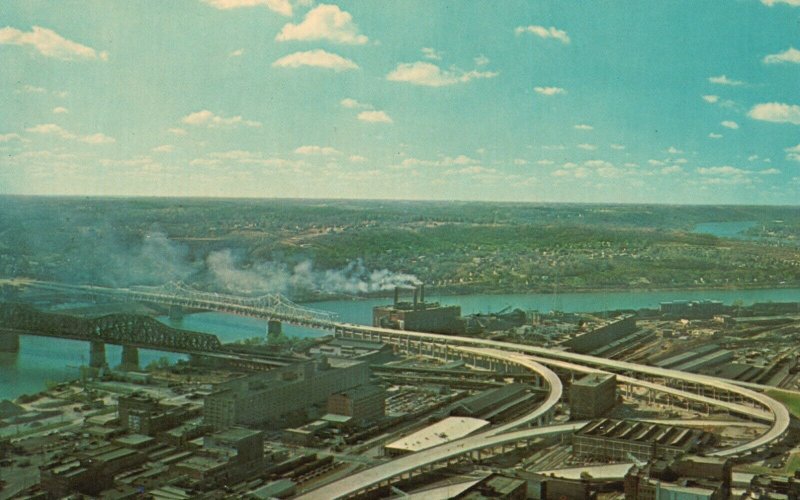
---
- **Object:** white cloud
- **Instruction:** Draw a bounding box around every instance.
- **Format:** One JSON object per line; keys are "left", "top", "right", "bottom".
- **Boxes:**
{"left": 25, "top": 123, "right": 115, "bottom": 144}
{"left": 52, "top": 106, "right": 68, "bottom": 114}
{"left": 0, "top": 133, "right": 24, "bottom": 142}
{"left": 763, "top": 47, "right": 800, "bottom": 64}
{"left": 648, "top": 159, "right": 665, "bottom": 166}
{"left": 574, "top": 124, "right": 593, "bottom": 130}
{"left": 474, "top": 55, "right": 490, "bottom": 66}
{"left": 357, "top": 110, "right": 392, "bottom": 124}
{"left": 534, "top": 86, "right": 566, "bottom": 96}
{"left": 397, "top": 155, "right": 479, "bottom": 169}
{"left": 422, "top": 47, "right": 442, "bottom": 61}
{"left": 445, "top": 166, "right": 497, "bottom": 176}
{"left": 26, "top": 123, "right": 74, "bottom": 139}
{"left": 386, "top": 61, "right": 497, "bottom": 87}
{"left": 697, "top": 166, "right": 749, "bottom": 176}
{"left": 709, "top": 133, "right": 723, "bottom": 139}
{"left": 202, "top": 0, "right": 292, "bottom": 16}
{"left": 295, "top": 145, "right": 340, "bottom": 156}
{"left": 19, "top": 84, "right": 46, "bottom": 94}
{"left": 610, "top": 144, "right": 626, "bottom": 150}
{"left": 761, "top": 0, "right": 800, "bottom": 6}
{"left": 666, "top": 146, "right": 683, "bottom": 154}
{"left": 0, "top": 26, "right": 108, "bottom": 61}
{"left": 702, "top": 95, "right": 719, "bottom": 103}
{"left": 577, "top": 143, "right": 596, "bottom": 150}
{"left": 661, "top": 165, "right": 683, "bottom": 175}
{"left": 748, "top": 102, "right": 800, "bottom": 124}
{"left": 276, "top": 4, "right": 367, "bottom": 44}
{"left": 152, "top": 144, "right": 175, "bottom": 153}
{"left": 182, "top": 110, "right": 262, "bottom": 128}
{"left": 785, "top": 144, "right": 800, "bottom": 162}
{"left": 168, "top": 127, "right": 188, "bottom": 136}
{"left": 80, "top": 133, "right": 115, "bottom": 145}
{"left": 272, "top": 49, "right": 358, "bottom": 71}
{"left": 760, "top": 168, "right": 781, "bottom": 175}
{"left": 708, "top": 75, "right": 744, "bottom": 86}
{"left": 515, "top": 25, "right": 570, "bottom": 44}
{"left": 349, "top": 155, "right": 367, "bottom": 163}
{"left": 536, "top": 159, "right": 554, "bottom": 165}
{"left": 721, "top": 120, "right": 739, "bottom": 129}
{"left": 513, "top": 159, "right": 528, "bottom": 165}
{"left": 340, "top": 98, "right": 368, "bottom": 109}
{"left": 229, "top": 48, "right": 244, "bottom": 57}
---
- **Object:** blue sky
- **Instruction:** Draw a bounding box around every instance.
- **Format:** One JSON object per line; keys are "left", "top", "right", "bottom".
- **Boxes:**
{"left": 1, "top": 0, "right": 799, "bottom": 204}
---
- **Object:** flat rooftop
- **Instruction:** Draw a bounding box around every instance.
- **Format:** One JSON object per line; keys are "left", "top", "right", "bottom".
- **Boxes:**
{"left": 385, "top": 416, "right": 489, "bottom": 453}
{"left": 573, "top": 373, "right": 615, "bottom": 387}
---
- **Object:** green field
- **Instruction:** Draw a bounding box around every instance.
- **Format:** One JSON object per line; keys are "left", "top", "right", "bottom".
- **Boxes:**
{"left": 767, "top": 389, "right": 800, "bottom": 419}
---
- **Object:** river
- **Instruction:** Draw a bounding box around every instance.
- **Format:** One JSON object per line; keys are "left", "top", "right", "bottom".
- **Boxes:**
{"left": 1, "top": 287, "right": 798, "bottom": 400}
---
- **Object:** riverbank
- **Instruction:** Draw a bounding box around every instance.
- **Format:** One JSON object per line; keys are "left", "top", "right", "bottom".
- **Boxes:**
{"left": 298, "top": 281, "right": 800, "bottom": 304}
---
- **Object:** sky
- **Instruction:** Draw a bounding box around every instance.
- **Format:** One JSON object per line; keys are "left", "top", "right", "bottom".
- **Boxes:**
{"left": 1, "top": 0, "right": 799, "bottom": 204}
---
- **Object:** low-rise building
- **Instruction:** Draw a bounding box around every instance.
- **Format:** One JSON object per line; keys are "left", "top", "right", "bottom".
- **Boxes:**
{"left": 384, "top": 416, "right": 489, "bottom": 457}
{"left": 204, "top": 357, "right": 370, "bottom": 430}
{"left": 569, "top": 373, "right": 617, "bottom": 419}
{"left": 576, "top": 419, "right": 716, "bottom": 462}
{"left": 327, "top": 384, "right": 385, "bottom": 425}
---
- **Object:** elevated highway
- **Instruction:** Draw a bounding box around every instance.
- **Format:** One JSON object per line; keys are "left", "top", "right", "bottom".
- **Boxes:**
{"left": 332, "top": 322, "right": 791, "bottom": 458}
{"left": 296, "top": 423, "right": 584, "bottom": 500}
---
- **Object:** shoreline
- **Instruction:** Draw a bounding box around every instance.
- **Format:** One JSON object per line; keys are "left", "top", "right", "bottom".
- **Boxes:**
{"left": 297, "top": 282, "right": 800, "bottom": 304}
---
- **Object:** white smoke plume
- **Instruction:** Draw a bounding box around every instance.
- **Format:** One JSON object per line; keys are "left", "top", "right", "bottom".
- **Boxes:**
{"left": 206, "top": 249, "right": 420, "bottom": 296}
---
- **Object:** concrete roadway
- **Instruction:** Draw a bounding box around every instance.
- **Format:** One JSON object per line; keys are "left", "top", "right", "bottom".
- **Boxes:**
{"left": 453, "top": 347, "right": 564, "bottom": 436}
{"left": 295, "top": 423, "right": 584, "bottom": 500}
{"left": 338, "top": 323, "right": 791, "bottom": 458}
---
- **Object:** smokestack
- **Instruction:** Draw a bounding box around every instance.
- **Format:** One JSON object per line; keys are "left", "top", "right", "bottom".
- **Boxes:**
{"left": 394, "top": 286, "right": 399, "bottom": 306}
{"left": 420, "top": 284, "right": 425, "bottom": 303}
{"left": 413, "top": 287, "right": 419, "bottom": 308}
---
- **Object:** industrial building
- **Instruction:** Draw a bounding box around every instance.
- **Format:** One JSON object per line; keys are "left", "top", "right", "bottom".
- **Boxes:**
{"left": 309, "top": 337, "right": 394, "bottom": 364}
{"left": 450, "top": 383, "right": 535, "bottom": 422}
{"left": 384, "top": 416, "right": 490, "bottom": 456}
{"left": 574, "top": 419, "right": 716, "bottom": 462}
{"left": 624, "top": 455, "right": 731, "bottom": 499}
{"left": 203, "top": 357, "right": 370, "bottom": 430}
{"left": 326, "top": 384, "right": 386, "bottom": 425}
{"left": 569, "top": 373, "right": 617, "bottom": 419}
{"left": 373, "top": 285, "right": 463, "bottom": 334}
{"left": 560, "top": 315, "right": 637, "bottom": 354}
{"left": 118, "top": 392, "right": 201, "bottom": 436}
{"left": 660, "top": 300, "right": 724, "bottom": 319}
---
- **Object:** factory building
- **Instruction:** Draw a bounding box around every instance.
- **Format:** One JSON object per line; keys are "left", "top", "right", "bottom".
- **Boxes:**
{"left": 204, "top": 357, "right": 369, "bottom": 430}
{"left": 118, "top": 392, "right": 200, "bottom": 436}
{"left": 660, "top": 300, "right": 724, "bottom": 319}
{"left": 373, "top": 285, "right": 463, "bottom": 334}
{"left": 309, "top": 338, "right": 395, "bottom": 364}
{"left": 574, "top": 419, "right": 715, "bottom": 462}
{"left": 561, "top": 315, "right": 637, "bottom": 354}
{"left": 625, "top": 455, "right": 731, "bottom": 499}
{"left": 327, "top": 384, "right": 385, "bottom": 425}
{"left": 450, "top": 384, "right": 534, "bottom": 422}
{"left": 203, "top": 428, "right": 264, "bottom": 464}
{"left": 569, "top": 373, "right": 617, "bottom": 419}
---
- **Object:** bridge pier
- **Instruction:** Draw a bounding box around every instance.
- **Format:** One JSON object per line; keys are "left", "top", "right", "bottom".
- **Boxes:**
{"left": 267, "top": 320, "right": 282, "bottom": 338}
{"left": 0, "top": 331, "right": 19, "bottom": 352}
{"left": 120, "top": 345, "right": 139, "bottom": 371}
{"left": 89, "top": 341, "right": 107, "bottom": 369}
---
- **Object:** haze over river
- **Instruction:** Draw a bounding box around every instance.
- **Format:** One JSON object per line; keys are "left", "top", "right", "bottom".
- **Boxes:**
{"left": 2, "top": 287, "right": 799, "bottom": 400}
